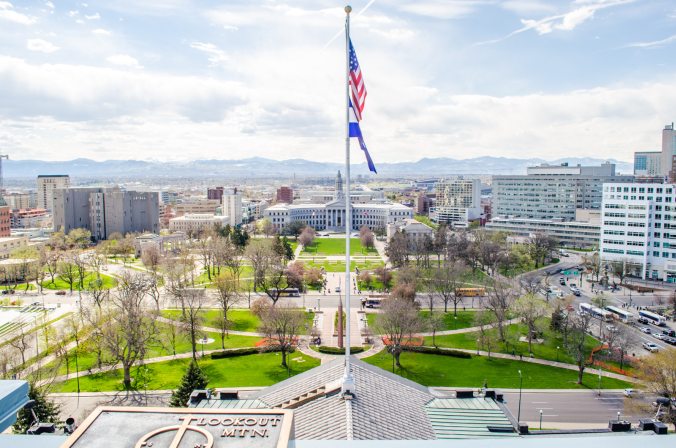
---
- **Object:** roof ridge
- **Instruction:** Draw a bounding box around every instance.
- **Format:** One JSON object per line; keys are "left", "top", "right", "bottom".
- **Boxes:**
{"left": 345, "top": 399, "right": 354, "bottom": 440}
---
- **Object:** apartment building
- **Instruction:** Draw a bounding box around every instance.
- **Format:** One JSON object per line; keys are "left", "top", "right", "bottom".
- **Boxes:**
{"left": 599, "top": 182, "right": 676, "bottom": 282}
{"left": 222, "top": 188, "right": 243, "bottom": 227}
{"left": 276, "top": 186, "right": 293, "bottom": 204}
{"left": 37, "top": 175, "right": 70, "bottom": 211}
{"left": 492, "top": 163, "right": 632, "bottom": 221}
{"left": 53, "top": 186, "right": 159, "bottom": 241}
{"left": 432, "top": 178, "right": 482, "bottom": 227}
{"left": 4, "top": 193, "right": 32, "bottom": 210}
{"left": 173, "top": 199, "right": 221, "bottom": 216}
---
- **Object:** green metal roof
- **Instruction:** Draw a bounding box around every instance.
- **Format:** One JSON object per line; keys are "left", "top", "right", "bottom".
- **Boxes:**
{"left": 426, "top": 398, "right": 518, "bottom": 440}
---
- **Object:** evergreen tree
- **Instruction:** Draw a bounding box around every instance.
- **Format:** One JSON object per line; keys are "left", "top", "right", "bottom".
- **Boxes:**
{"left": 550, "top": 307, "right": 564, "bottom": 332}
{"left": 13, "top": 385, "right": 61, "bottom": 434}
{"left": 169, "top": 360, "right": 209, "bottom": 407}
{"left": 281, "top": 236, "right": 294, "bottom": 261}
{"left": 272, "top": 235, "right": 286, "bottom": 260}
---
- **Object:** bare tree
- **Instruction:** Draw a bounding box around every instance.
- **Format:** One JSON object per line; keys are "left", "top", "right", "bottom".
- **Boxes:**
{"left": 565, "top": 311, "right": 594, "bottom": 384}
{"left": 102, "top": 272, "right": 157, "bottom": 388}
{"left": 431, "top": 261, "right": 468, "bottom": 314}
{"left": 432, "top": 224, "right": 448, "bottom": 266}
{"left": 374, "top": 297, "right": 422, "bottom": 368}
{"left": 485, "top": 280, "right": 518, "bottom": 342}
{"left": 513, "top": 294, "right": 550, "bottom": 354}
{"left": 81, "top": 305, "right": 107, "bottom": 369}
{"left": 527, "top": 232, "right": 557, "bottom": 268}
{"left": 639, "top": 350, "right": 676, "bottom": 430}
{"left": 606, "top": 325, "right": 637, "bottom": 371}
{"left": 385, "top": 231, "right": 409, "bottom": 268}
{"left": 359, "top": 225, "right": 375, "bottom": 251}
{"left": 8, "top": 326, "right": 31, "bottom": 366}
{"left": 258, "top": 304, "right": 305, "bottom": 368}
{"left": 214, "top": 272, "right": 241, "bottom": 348}
{"left": 58, "top": 252, "right": 79, "bottom": 293}
{"left": 474, "top": 310, "right": 496, "bottom": 358}
{"left": 141, "top": 244, "right": 162, "bottom": 276}
{"left": 170, "top": 287, "right": 206, "bottom": 361}
{"left": 246, "top": 239, "right": 273, "bottom": 291}
{"left": 426, "top": 312, "right": 445, "bottom": 348}
{"left": 298, "top": 226, "right": 316, "bottom": 248}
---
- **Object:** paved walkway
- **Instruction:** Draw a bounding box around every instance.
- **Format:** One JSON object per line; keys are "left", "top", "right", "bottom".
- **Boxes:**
{"left": 418, "top": 318, "right": 522, "bottom": 336}
{"left": 155, "top": 316, "right": 263, "bottom": 337}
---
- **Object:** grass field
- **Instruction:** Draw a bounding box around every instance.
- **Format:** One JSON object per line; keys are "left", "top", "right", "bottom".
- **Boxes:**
{"left": 307, "top": 260, "right": 384, "bottom": 273}
{"left": 42, "top": 272, "right": 117, "bottom": 291}
{"left": 41, "top": 323, "right": 260, "bottom": 377}
{"left": 366, "top": 310, "right": 481, "bottom": 332}
{"left": 194, "top": 266, "right": 255, "bottom": 286}
{"left": 51, "top": 352, "right": 321, "bottom": 392}
{"left": 425, "top": 320, "right": 599, "bottom": 365}
{"left": 302, "top": 238, "right": 378, "bottom": 256}
{"left": 162, "top": 309, "right": 261, "bottom": 333}
{"left": 362, "top": 350, "right": 633, "bottom": 389}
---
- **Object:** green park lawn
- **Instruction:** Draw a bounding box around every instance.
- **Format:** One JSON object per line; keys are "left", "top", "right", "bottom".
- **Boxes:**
{"left": 362, "top": 350, "right": 633, "bottom": 389}
{"left": 51, "top": 352, "right": 321, "bottom": 392}
{"left": 42, "top": 272, "right": 117, "bottom": 291}
{"left": 308, "top": 260, "right": 384, "bottom": 273}
{"left": 194, "top": 266, "right": 255, "bottom": 287}
{"left": 366, "top": 310, "right": 481, "bottom": 332}
{"left": 162, "top": 309, "right": 261, "bottom": 333}
{"left": 302, "top": 238, "right": 378, "bottom": 256}
{"left": 41, "top": 323, "right": 261, "bottom": 377}
{"left": 425, "top": 320, "right": 599, "bottom": 365}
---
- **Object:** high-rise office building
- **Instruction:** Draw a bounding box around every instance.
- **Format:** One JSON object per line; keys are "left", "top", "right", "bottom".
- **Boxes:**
{"left": 53, "top": 186, "right": 159, "bottom": 241}
{"left": 207, "top": 186, "right": 224, "bottom": 201}
{"left": 432, "top": 178, "right": 482, "bottom": 227}
{"left": 660, "top": 123, "right": 676, "bottom": 181}
{"left": 276, "top": 186, "right": 293, "bottom": 204}
{"left": 222, "top": 188, "right": 242, "bottom": 227}
{"left": 37, "top": 175, "right": 70, "bottom": 211}
{"left": 634, "top": 151, "right": 662, "bottom": 177}
{"left": 492, "top": 163, "right": 632, "bottom": 221}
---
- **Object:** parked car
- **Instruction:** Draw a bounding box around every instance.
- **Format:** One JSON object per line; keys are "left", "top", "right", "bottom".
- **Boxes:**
{"left": 665, "top": 337, "right": 676, "bottom": 346}
{"left": 606, "top": 325, "right": 617, "bottom": 332}
{"left": 559, "top": 277, "right": 566, "bottom": 285}
{"left": 335, "top": 286, "right": 341, "bottom": 293}
{"left": 638, "top": 317, "right": 650, "bottom": 324}
{"left": 643, "top": 342, "right": 659, "bottom": 352}
{"left": 569, "top": 283, "right": 577, "bottom": 288}
{"left": 641, "top": 327, "right": 652, "bottom": 334}
{"left": 662, "top": 329, "right": 676, "bottom": 337}
{"left": 55, "top": 290, "right": 67, "bottom": 296}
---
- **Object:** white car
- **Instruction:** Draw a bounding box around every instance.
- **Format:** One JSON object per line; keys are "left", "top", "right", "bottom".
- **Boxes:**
{"left": 643, "top": 342, "right": 659, "bottom": 352}
{"left": 641, "top": 327, "right": 652, "bottom": 334}
{"left": 623, "top": 388, "right": 635, "bottom": 398}
{"left": 653, "top": 333, "right": 666, "bottom": 340}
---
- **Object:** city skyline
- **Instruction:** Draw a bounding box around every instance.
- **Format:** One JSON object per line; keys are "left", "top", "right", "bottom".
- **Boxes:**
{"left": 1, "top": 0, "right": 675, "bottom": 163}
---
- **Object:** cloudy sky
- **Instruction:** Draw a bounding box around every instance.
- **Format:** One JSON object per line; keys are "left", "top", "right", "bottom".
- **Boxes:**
{"left": 0, "top": 0, "right": 675, "bottom": 163}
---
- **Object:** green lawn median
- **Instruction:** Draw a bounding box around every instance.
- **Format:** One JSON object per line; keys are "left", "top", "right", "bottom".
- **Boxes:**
{"left": 362, "top": 350, "right": 633, "bottom": 389}
{"left": 51, "top": 352, "right": 320, "bottom": 392}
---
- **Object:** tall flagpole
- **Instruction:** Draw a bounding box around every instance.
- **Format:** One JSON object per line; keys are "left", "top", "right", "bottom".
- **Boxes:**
{"left": 342, "top": 4, "right": 355, "bottom": 396}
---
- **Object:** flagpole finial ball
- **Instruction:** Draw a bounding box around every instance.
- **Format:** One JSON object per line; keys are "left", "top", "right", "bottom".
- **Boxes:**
{"left": 345, "top": 5, "right": 352, "bottom": 14}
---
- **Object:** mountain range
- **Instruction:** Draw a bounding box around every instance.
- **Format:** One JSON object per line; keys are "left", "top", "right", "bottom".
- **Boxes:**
{"left": 3, "top": 156, "right": 633, "bottom": 179}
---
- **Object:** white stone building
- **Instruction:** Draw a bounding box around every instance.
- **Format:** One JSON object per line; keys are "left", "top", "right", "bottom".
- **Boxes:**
{"left": 168, "top": 213, "right": 229, "bottom": 235}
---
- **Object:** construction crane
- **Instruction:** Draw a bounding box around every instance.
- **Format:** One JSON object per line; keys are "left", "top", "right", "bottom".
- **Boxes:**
{"left": 0, "top": 154, "right": 7, "bottom": 195}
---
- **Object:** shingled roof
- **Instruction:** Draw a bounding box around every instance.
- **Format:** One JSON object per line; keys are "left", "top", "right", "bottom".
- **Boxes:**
{"left": 192, "top": 357, "right": 517, "bottom": 440}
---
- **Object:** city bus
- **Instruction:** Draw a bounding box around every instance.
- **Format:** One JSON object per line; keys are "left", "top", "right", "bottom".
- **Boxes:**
{"left": 638, "top": 309, "right": 667, "bottom": 326}
{"left": 604, "top": 305, "right": 634, "bottom": 323}
{"left": 456, "top": 288, "right": 486, "bottom": 297}
{"left": 579, "top": 303, "right": 613, "bottom": 321}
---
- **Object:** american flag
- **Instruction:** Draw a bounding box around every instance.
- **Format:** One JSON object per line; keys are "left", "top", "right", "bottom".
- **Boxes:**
{"left": 349, "top": 39, "right": 366, "bottom": 121}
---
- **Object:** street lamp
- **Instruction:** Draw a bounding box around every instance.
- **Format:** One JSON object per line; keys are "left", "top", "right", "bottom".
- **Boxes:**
{"left": 517, "top": 370, "right": 523, "bottom": 423}
{"left": 476, "top": 338, "right": 480, "bottom": 355}
{"left": 556, "top": 346, "right": 560, "bottom": 363}
{"left": 539, "top": 409, "right": 543, "bottom": 430}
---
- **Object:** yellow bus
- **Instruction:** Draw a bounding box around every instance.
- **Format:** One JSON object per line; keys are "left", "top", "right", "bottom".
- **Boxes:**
{"left": 456, "top": 287, "right": 486, "bottom": 297}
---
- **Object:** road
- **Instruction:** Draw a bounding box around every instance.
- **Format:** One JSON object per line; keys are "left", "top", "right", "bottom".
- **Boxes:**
{"left": 501, "top": 390, "right": 655, "bottom": 428}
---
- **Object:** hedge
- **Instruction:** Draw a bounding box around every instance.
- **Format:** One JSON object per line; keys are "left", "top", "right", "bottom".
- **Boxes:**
{"left": 317, "top": 346, "right": 365, "bottom": 355}
{"left": 402, "top": 346, "right": 472, "bottom": 359}
{"left": 210, "top": 347, "right": 281, "bottom": 359}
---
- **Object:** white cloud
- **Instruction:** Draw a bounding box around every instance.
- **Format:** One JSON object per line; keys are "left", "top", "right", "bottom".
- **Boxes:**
{"left": 626, "top": 34, "right": 676, "bottom": 49}
{"left": 396, "top": 0, "right": 489, "bottom": 19}
{"left": 68, "top": 10, "right": 78, "bottom": 17}
{"left": 26, "top": 38, "right": 59, "bottom": 53}
{"left": 501, "top": 0, "right": 556, "bottom": 15}
{"left": 477, "top": 0, "right": 634, "bottom": 45}
{"left": 190, "top": 42, "right": 229, "bottom": 67}
{"left": 45, "top": 1, "right": 54, "bottom": 9}
{"left": 85, "top": 12, "right": 100, "bottom": 20}
{"left": 106, "top": 54, "right": 142, "bottom": 69}
{"left": 92, "top": 28, "right": 111, "bottom": 36}
{"left": 0, "top": 1, "right": 37, "bottom": 25}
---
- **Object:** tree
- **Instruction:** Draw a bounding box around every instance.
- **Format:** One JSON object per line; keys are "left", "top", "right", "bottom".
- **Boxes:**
{"left": 374, "top": 297, "right": 422, "bottom": 368}
{"left": 261, "top": 258, "right": 288, "bottom": 305}
{"left": 359, "top": 225, "right": 375, "bottom": 251}
{"left": 583, "top": 252, "right": 601, "bottom": 282}
{"left": 171, "top": 287, "right": 206, "bottom": 361}
{"left": 169, "top": 360, "right": 209, "bottom": 407}
{"left": 432, "top": 224, "right": 448, "bottom": 266}
{"left": 141, "top": 244, "right": 162, "bottom": 276}
{"left": 485, "top": 280, "right": 518, "bottom": 342}
{"left": 67, "top": 228, "right": 92, "bottom": 249}
{"left": 13, "top": 384, "right": 61, "bottom": 434}
{"left": 8, "top": 326, "right": 31, "bottom": 366}
{"left": 605, "top": 324, "right": 636, "bottom": 372}
{"left": 426, "top": 312, "right": 445, "bottom": 347}
{"left": 280, "top": 220, "right": 306, "bottom": 239}
{"left": 58, "top": 252, "right": 79, "bottom": 292}
{"left": 609, "top": 260, "right": 628, "bottom": 286}
{"left": 385, "top": 231, "right": 409, "bottom": 268}
{"left": 259, "top": 218, "right": 276, "bottom": 237}
{"left": 391, "top": 283, "right": 416, "bottom": 301}
{"left": 259, "top": 305, "right": 305, "bottom": 367}
{"left": 565, "top": 311, "right": 594, "bottom": 384}
{"left": 430, "top": 261, "right": 468, "bottom": 314}
{"left": 246, "top": 239, "right": 273, "bottom": 291}
{"left": 281, "top": 236, "right": 294, "bottom": 261}
{"left": 102, "top": 272, "right": 157, "bottom": 388}
{"left": 373, "top": 267, "right": 392, "bottom": 292}
{"left": 527, "top": 232, "right": 557, "bottom": 268}
{"left": 298, "top": 226, "right": 316, "bottom": 248}
{"left": 474, "top": 310, "right": 496, "bottom": 358}
{"left": 214, "top": 273, "right": 241, "bottom": 348}
{"left": 639, "top": 349, "right": 676, "bottom": 430}
{"left": 285, "top": 261, "right": 305, "bottom": 292}
{"left": 513, "top": 294, "right": 549, "bottom": 354}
